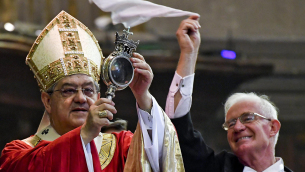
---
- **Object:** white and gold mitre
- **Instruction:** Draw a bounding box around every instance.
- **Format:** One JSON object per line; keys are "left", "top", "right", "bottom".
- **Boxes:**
{"left": 26, "top": 11, "right": 103, "bottom": 91}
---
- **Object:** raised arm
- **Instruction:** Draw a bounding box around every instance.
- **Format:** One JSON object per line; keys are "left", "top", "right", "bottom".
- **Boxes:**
{"left": 166, "top": 16, "right": 201, "bottom": 118}
{"left": 176, "top": 15, "right": 201, "bottom": 77}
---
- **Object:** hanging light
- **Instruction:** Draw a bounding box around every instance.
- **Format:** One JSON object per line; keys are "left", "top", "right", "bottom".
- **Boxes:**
{"left": 4, "top": 22, "right": 15, "bottom": 32}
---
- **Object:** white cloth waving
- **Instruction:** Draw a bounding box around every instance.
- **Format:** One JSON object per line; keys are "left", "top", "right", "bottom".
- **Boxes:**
{"left": 90, "top": 0, "right": 199, "bottom": 28}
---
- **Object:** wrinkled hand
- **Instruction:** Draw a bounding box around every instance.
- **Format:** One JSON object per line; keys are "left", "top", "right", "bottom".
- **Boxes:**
{"left": 129, "top": 52, "right": 153, "bottom": 111}
{"left": 81, "top": 98, "right": 116, "bottom": 145}
{"left": 176, "top": 15, "right": 201, "bottom": 56}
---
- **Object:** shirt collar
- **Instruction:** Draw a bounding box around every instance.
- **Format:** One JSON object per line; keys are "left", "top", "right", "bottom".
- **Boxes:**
{"left": 243, "top": 157, "right": 284, "bottom": 172}
{"left": 36, "top": 125, "right": 61, "bottom": 141}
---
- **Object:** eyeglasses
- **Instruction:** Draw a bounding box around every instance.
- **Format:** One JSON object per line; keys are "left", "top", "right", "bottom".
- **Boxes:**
{"left": 49, "top": 88, "right": 96, "bottom": 98}
{"left": 222, "top": 112, "right": 271, "bottom": 131}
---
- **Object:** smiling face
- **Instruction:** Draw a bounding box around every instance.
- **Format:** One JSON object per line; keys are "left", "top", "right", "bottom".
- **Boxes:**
{"left": 42, "top": 74, "right": 99, "bottom": 135}
{"left": 225, "top": 99, "right": 273, "bottom": 158}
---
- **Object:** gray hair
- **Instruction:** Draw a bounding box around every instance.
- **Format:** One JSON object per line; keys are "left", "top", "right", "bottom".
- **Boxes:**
{"left": 224, "top": 92, "right": 279, "bottom": 146}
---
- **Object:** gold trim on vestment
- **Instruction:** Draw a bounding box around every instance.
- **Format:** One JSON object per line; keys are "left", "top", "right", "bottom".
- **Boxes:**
{"left": 161, "top": 113, "right": 185, "bottom": 171}
{"left": 124, "top": 122, "right": 152, "bottom": 172}
{"left": 32, "top": 132, "right": 117, "bottom": 170}
{"left": 124, "top": 110, "right": 185, "bottom": 172}
{"left": 99, "top": 133, "right": 117, "bottom": 169}
{"left": 31, "top": 135, "right": 42, "bottom": 147}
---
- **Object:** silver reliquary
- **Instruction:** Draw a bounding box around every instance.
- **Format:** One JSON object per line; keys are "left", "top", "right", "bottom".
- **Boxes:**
{"left": 101, "top": 28, "right": 140, "bottom": 100}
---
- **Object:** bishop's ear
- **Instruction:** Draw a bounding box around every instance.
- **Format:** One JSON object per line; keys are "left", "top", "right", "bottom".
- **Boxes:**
{"left": 41, "top": 92, "right": 52, "bottom": 114}
{"left": 270, "top": 119, "right": 281, "bottom": 137}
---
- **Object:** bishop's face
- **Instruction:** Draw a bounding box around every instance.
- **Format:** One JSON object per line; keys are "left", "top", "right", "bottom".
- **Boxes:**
{"left": 225, "top": 100, "right": 272, "bottom": 158}
{"left": 43, "top": 74, "right": 100, "bottom": 135}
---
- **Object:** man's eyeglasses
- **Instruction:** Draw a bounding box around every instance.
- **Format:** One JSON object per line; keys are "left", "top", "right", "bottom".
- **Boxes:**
{"left": 222, "top": 112, "right": 271, "bottom": 131}
{"left": 48, "top": 88, "right": 96, "bottom": 98}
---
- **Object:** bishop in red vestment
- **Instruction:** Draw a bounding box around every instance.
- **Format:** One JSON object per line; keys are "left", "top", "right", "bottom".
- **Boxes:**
{"left": 0, "top": 11, "right": 184, "bottom": 172}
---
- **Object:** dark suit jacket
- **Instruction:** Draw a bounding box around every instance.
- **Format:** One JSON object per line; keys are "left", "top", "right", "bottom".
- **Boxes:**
{"left": 171, "top": 112, "right": 293, "bottom": 172}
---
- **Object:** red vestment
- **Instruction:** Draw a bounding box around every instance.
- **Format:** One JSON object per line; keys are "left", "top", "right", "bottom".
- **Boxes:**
{"left": 0, "top": 127, "right": 133, "bottom": 172}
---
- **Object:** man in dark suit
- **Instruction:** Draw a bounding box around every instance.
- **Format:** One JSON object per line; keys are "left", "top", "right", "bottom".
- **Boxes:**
{"left": 167, "top": 15, "right": 293, "bottom": 172}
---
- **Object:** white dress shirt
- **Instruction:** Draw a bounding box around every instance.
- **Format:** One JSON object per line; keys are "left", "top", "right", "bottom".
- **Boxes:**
{"left": 243, "top": 158, "right": 284, "bottom": 172}
{"left": 165, "top": 71, "right": 194, "bottom": 119}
